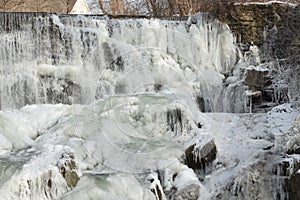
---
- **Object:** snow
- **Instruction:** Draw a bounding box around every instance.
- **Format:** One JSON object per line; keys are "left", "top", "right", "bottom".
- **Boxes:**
{"left": 0, "top": 99, "right": 298, "bottom": 199}
{"left": 200, "top": 108, "right": 299, "bottom": 199}
{"left": 70, "top": 0, "right": 91, "bottom": 14}
{"left": 246, "top": 65, "right": 269, "bottom": 72}
{"left": 234, "top": 1, "right": 298, "bottom": 7}
{"left": 270, "top": 103, "right": 293, "bottom": 113}
{"left": 245, "top": 90, "right": 262, "bottom": 97}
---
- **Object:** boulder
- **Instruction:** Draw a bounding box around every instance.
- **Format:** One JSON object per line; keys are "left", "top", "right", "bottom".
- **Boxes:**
{"left": 244, "top": 66, "right": 269, "bottom": 88}
{"left": 164, "top": 164, "right": 201, "bottom": 200}
{"left": 185, "top": 138, "right": 217, "bottom": 171}
{"left": 58, "top": 153, "right": 80, "bottom": 188}
{"left": 170, "top": 183, "right": 200, "bottom": 200}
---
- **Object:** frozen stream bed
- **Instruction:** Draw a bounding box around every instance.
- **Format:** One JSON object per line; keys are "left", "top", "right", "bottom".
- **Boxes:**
{"left": 0, "top": 94, "right": 298, "bottom": 200}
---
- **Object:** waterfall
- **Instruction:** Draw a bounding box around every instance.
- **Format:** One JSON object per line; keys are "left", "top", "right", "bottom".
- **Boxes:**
{"left": 0, "top": 12, "right": 240, "bottom": 112}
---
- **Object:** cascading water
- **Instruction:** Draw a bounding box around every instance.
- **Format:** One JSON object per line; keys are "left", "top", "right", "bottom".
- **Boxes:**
{"left": 0, "top": 12, "right": 241, "bottom": 112}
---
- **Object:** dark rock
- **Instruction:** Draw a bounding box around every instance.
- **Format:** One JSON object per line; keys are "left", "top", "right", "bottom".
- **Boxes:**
{"left": 185, "top": 138, "right": 217, "bottom": 171}
{"left": 244, "top": 68, "right": 269, "bottom": 88}
{"left": 167, "top": 109, "right": 182, "bottom": 134}
{"left": 196, "top": 96, "right": 205, "bottom": 112}
{"left": 289, "top": 172, "right": 300, "bottom": 200}
{"left": 214, "top": 2, "right": 295, "bottom": 46}
{"left": 271, "top": 155, "right": 300, "bottom": 200}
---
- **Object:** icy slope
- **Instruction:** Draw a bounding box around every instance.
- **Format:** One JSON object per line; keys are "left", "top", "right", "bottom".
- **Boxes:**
{"left": 0, "top": 95, "right": 298, "bottom": 199}
{"left": 0, "top": 93, "right": 206, "bottom": 200}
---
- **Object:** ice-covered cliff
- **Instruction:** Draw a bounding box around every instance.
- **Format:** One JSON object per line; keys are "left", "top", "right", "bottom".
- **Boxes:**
{"left": 0, "top": 11, "right": 299, "bottom": 200}
{"left": 0, "top": 12, "right": 242, "bottom": 112}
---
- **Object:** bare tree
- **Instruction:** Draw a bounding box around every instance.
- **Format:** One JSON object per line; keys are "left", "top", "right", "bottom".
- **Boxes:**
{"left": 98, "top": 0, "right": 108, "bottom": 13}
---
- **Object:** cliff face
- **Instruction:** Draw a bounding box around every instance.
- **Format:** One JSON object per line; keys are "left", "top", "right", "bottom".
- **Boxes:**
{"left": 211, "top": 2, "right": 299, "bottom": 112}
{"left": 214, "top": 2, "right": 296, "bottom": 46}
{"left": 0, "top": 0, "right": 76, "bottom": 13}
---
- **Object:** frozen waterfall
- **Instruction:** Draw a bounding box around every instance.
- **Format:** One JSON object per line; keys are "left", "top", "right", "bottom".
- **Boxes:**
{"left": 0, "top": 12, "right": 242, "bottom": 112}
{"left": 1, "top": 11, "right": 297, "bottom": 200}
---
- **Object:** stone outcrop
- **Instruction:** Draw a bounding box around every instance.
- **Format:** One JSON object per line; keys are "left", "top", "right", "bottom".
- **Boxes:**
{"left": 214, "top": 2, "right": 296, "bottom": 46}
{"left": 214, "top": 2, "right": 300, "bottom": 69}
{"left": 273, "top": 157, "right": 300, "bottom": 200}
{"left": 244, "top": 67, "right": 269, "bottom": 88}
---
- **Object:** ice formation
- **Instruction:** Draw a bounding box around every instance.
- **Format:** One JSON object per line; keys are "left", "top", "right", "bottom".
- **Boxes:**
{"left": 0, "top": 12, "right": 299, "bottom": 200}
{"left": 0, "top": 12, "right": 240, "bottom": 112}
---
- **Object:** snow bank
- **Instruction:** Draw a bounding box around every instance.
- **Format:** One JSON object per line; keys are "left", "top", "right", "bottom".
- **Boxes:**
{"left": 234, "top": 1, "right": 298, "bottom": 7}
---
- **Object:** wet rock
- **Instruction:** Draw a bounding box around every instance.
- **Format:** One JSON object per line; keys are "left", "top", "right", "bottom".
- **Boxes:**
{"left": 57, "top": 153, "right": 80, "bottom": 188}
{"left": 289, "top": 171, "right": 300, "bottom": 200}
{"left": 195, "top": 96, "right": 205, "bottom": 112}
{"left": 185, "top": 138, "right": 217, "bottom": 171}
{"left": 214, "top": 2, "right": 295, "bottom": 46}
{"left": 274, "top": 157, "right": 300, "bottom": 200}
{"left": 244, "top": 67, "right": 269, "bottom": 88}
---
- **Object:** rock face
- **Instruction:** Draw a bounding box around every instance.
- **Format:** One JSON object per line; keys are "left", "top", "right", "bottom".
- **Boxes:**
{"left": 0, "top": 0, "right": 76, "bottom": 13}
{"left": 289, "top": 172, "right": 300, "bottom": 200}
{"left": 273, "top": 157, "right": 300, "bottom": 200}
{"left": 214, "top": 2, "right": 295, "bottom": 46}
{"left": 244, "top": 67, "right": 269, "bottom": 88}
{"left": 214, "top": 2, "right": 300, "bottom": 69}
{"left": 39, "top": 75, "right": 82, "bottom": 105}
{"left": 214, "top": 3, "right": 299, "bottom": 112}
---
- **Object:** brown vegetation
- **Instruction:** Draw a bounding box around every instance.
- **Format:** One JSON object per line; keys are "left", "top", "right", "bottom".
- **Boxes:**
{"left": 0, "top": 0, "right": 76, "bottom": 13}
{"left": 1, "top": 0, "right": 299, "bottom": 15}
{"left": 97, "top": 0, "right": 300, "bottom": 16}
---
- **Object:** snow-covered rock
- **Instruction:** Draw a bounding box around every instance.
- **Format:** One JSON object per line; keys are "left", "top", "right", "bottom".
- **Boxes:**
{"left": 185, "top": 136, "right": 217, "bottom": 172}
